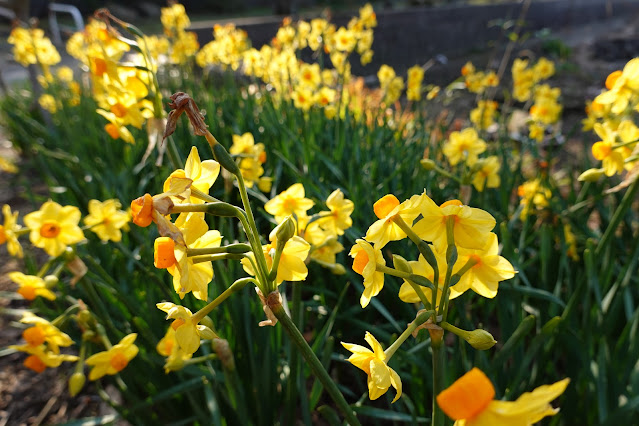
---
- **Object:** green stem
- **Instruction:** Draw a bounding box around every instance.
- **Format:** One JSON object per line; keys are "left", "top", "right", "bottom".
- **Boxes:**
{"left": 286, "top": 282, "right": 303, "bottom": 425}
{"left": 271, "top": 302, "right": 360, "bottom": 426}
{"left": 192, "top": 278, "right": 252, "bottom": 324}
{"left": 384, "top": 310, "right": 434, "bottom": 359}
{"left": 431, "top": 335, "right": 446, "bottom": 426}
{"left": 186, "top": 244, "right": 251, "bottom": 256}
{"left": 595, "top": 177, "right": 639, "bottom": 257}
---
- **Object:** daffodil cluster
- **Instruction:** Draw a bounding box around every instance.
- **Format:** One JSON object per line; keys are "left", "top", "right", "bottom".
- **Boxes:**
{"left": 229, "top": 132, "right": 271, "bottom": 189}
{"left": 8, "top": 26, "right": 60, "bottom": 73}
{"left": 580, "top": 58, "right": 639, "bottom": 181}
{"left": 342, "top": 192, "right": 515, "bottom": 402}
{"left": 461, "top": 61, "right": 499, "bottom": 94}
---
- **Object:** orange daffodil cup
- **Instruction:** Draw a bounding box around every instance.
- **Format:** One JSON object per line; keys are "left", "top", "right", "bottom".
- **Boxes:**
{"left": 342, "top": 191, "right": 520, "bottom": 422}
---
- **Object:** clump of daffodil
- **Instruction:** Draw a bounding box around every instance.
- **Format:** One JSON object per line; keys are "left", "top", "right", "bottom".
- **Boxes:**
{"left": 342, "top": 332, "right": 402, "bottom": 402}
{"left": 23, "top": 200, "right": 85, "bottom": 257}
{"left": 470, "top": 100, "right": 498, "bottom": 130}
{"left": 8, "top": 26, "right": 60, "bottom": 79}
{"left": 437, "top": 368, "right": 569, "bottom": 426}
{"left": 85, "top": 333, "right": 139, "bottom": 380}
{"left": 461, "top": 61, "right": 499, "bottom": 94}
{"left": 517, "top": 178, "right": 552, "bottom": 220}
{"left": 511, "top": 57, "right": 555, "bottom": 102}
{"left": 229, "top": 132, "right": 269, "bottom": 188}
{"left": 83, "top": 199, "right": 130, "bottom": 242}
{"left": 197, "top": 23, "right": 250, "bottom": 70}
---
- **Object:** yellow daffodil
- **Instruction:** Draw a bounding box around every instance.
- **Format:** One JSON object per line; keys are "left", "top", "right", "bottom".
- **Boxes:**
{"left": 471, "top": 156, "right": 501, "bottom": 192}
{"left": 2, "top": 204, "right": 24, "bottom": 258}
{"left": 437, "top": 367, "right": 569, "bottom": 426}
{"left": 163, "top": 146, "right": 220, "bottom": 204}
{"left": 10, "top": 343, "right": 78, "bottom": 373}
{"left": 443, "top": 128, "right": 487, "bottom": 166}
{"left": 350, "top": 239, "right": 385, "bottom": 307}
{"left": 265, "top": 183, "right": 314, "bottom": 223}
{"left": 592, "top": 123, "right": 625, "bottom": 176}
{"left": 470, "top": 100, "right": 498, "bottom": 130}
{"left": 23, "top": 200, "right": 84, "bottom": 257}
{"left": 85, "top": 333, "right": 139, "bottom": 380}
{"left": 407, "top": 65, "right": 424, "bottom": 101}
{"left": 517, "top": 179, "right": 552, "bottom": 220}
{"left": 398, "top": 252, "right": 446, "bottom": 306}
{"left": 341, "top": 332, "right": 402, "bottom": 402}
{"left": 157, "top": 303, "right": 217, "bottom": 355}
{"left": 20, "top": 312, "right": 73, "bottom": 354}
{"left": 84, "top": 199, "right": 130, "bottom": 242}
{"left": 595, "top": 58, "right": 639, "bottom": 114}
{"left": 451, "top": 233, "right": 516, "bottom": 299}
{"left": 9, "top": 272, "right": 56, "bottom": 301}
{"left": 317, "top": 189, "right": 354, "bottom": 236}
{"left": 365, "top": 193, "right": 422, "bottom": 249}
{"left": 157, "top": 327, "right": 192, "bottom": 373}
{"left": 413, "top": 199, "right": 496, "bottom": 250}
{"left": 168, "top": 213, "right": 222, "bottom": 301}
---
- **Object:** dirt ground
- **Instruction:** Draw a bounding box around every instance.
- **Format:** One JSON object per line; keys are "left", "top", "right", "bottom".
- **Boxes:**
{"left": 1, "top": 6, "right": 639, "bottom": 426}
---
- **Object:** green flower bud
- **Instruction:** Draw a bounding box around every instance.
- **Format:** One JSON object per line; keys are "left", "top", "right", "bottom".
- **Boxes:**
{"left": 331, "top": 263, "right": 346, "bottom": 275}
{"left": 68, "top": 371, "right": 86, "bottom": 397}
{"left": 44, "top": 275, "right": 59, "bottom": 287}
{"left": 199, "top": 316, "right": 215, "bottom": 330}
{"left": 392, "top": 254, "right": 412, "bottom": 273}
{"left": 274, "top": 216, "right": 296, "bottom": 244}
{"left": 578, "top": 168, "right": 605, "bottom": 182}
{"left": 420, "top": 158, "right": 436, "bottom": 170}
{"left": 213, "top": 143, "right": 241, "bottom": 176}
{"left": 465, "top": 329, "right": 497, "bottom": 350}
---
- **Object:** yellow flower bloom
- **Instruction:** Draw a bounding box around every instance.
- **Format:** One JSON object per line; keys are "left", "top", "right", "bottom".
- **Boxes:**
{"left": 517, "top": 179, "right": 552, "bottom": 219}
{"left": 38, "top": 94, "right": 58, "bottom": 113}
{"left": 9, "top": 272, "right": 56, "bottom": 301}
{"left": 84, "top": 199, "right": 130, "bottom": 242}
{"left": 471, "top": 156, "right": 501, "bottom": 192}
{"left": 437, "top": 367, "right": 569, "bottom": 426}
{"left": 595, "top": 58, "right": 639, "bottom": 114}
{"left": 365, "top": 193, "right": 422, "bottom": 249}
{"left": 317, "top": 189, "right": 354, "bottom": 237}
{"left": 398, "top": 252, "right": 446, "bottom": 306}
{"left": 157, "top": 327, "right": 192, "bottom": 373}
{"left": 265, "top": 183, "right": 314, "bottom": 223}
{"left": 20, "top": 312, "right": 73, "bottom": 354}
{"left": 341, "top": 332, "right": 402, "bottom": 402}
{"left": 443, "top": 128, "right": 487, "bottom": 166}
{"left": 413, "top": 199, "right": 496, "bottom": 250}
{"left": 2, "top": 204, "right": 24, "bottom": 258}
{"left": 163, "top": 146, "right": 220, "bottom": 204}
{"left": 407, "top": 65, "right": 424, "bottom": 101}
{"left": 470, "top": 100, "right": 498, "bottom": 130}
{"left": 157, "top": 303, "right": 217, "bottom": 355}
{"left": 452, "top": 233, "right": 516, "bottom": 299}
{"left": 85, "top": 333, "right": 139, "bottom": 380}
{"left": 350, "top": 239, "right": 385, "bottom": 307}
{"left": 10, "top": 343, "right": 78, "bottom": 373}
{"left": 592, "top": 123, "right": 625, "bottom": 176}
{"left": 24, "top": 200, "right": 84, "bottom": 257}
{"left": 168, "top": 213, "right": 222, "bottom": 301}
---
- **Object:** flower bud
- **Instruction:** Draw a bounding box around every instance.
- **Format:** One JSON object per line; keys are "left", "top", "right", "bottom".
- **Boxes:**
{"left": 274, "top": 216, "right": 296, "bottom": 244}
{"left": 465, "top": 329, "right": 497, "bottom": 350}
{"left": 213, "top": 143, "right": 241, "bottom": 176}
{"left": 578, "top": 168, "right": 604, "bottom": 182}
{"left": 392, "top": 254, "right": 412, "bottom": 273}
{"left": 330, "top": 263, "right": 346, "bottom": 275}
{"left": 258, "top": 177, "right": 273, "bottom": 193}
{"left": 199, "top": 315, "right": 215, "bottom": 330}
{"left": 420, "top": 158, "right": 436, "bottom": 170}
{"left": 81, "top": 330, "right": 96, "bottom": 341}
{"left": 44, "top": 275, "right": 59, "bottom": 287}
{"left": 68, "top": 372, "right": 86, "bottom": 397}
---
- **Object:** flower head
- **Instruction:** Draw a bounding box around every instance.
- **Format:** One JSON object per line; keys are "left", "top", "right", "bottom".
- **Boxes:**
{"left": 437, "top": 367, "right": 569, "bottom": 426}
{"left": 24, "top": 200, "right": 84, "bottom": 257}
{"left": 157, "top": 302, "right": 217, "bottom": 355}
{"left": 265, "top": 183, "right": 314, "bottom": 223}
{"left": 365, "top": 193, "right": 422, "bottom": 249}
{"left": 9, "top": 272, "right": 56, "bottom": 301}
{"left": 341, "top": 332, "right": 402, "bottom": 402}
{"left": 2, "top": 204, "right": 23, "bottom": 258}
{"left": 443, "top": 128, "right": 486, "bottom": 166}
{"left": 350, "top": 239, "right": 385, "bottom": 307}
{"left": 84, "top": 199, "right": 130, "bottom": 242}
{"left": 85, "top": 333, "right": 139, "bottom": 380}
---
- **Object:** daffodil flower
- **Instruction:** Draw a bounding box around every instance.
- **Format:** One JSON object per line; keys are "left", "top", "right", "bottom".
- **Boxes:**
{"left": 8, "top": 272, "right": 56, "bottom": 301}
{"left": 264, "top": 183, "right": 314, "bottom": 223}
{"left": 163, "top": 146, "right": 220, "bottom": 204}
{"left": 413, "top": 199, "right": 495, "bottom": 250}
{"left": 365, "top": 193, "right": 422, "bottom": 249}
{"left": 341, "top": 332, "right": 402, "bottom": 403}
{"left": 317, "top": 189, "right": 354, "bottom": 237}
{"left": 437, "top": 367, "right": 569, "bottom": 426}
{"left": 398, "top": 252, "right": 447, "bottom": 306}
{"left": 349, "top": 239, "right": 385, "bottom": 307}
{"left": 83, "top": 199, "right": 130, "bottom": 242}
{"left": 2, "top": 204, "right": 24, "bottom": 258}
{"left": 20, "top": 312, "right": 73, "bottom": 354}
{"left": 23, "top": 200, "right": 85, "bottom": 257}
{"left": 10, "top": 343, "right": 78, "bottom": 373}
{"left": 157, "top": 303, "right": 217, "bottom": 355}
{"left": 85, "top": 333, "right": 139, "bottom": 380}
{"left": 451, "top": 233, "right": 516, "bottom": 299}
